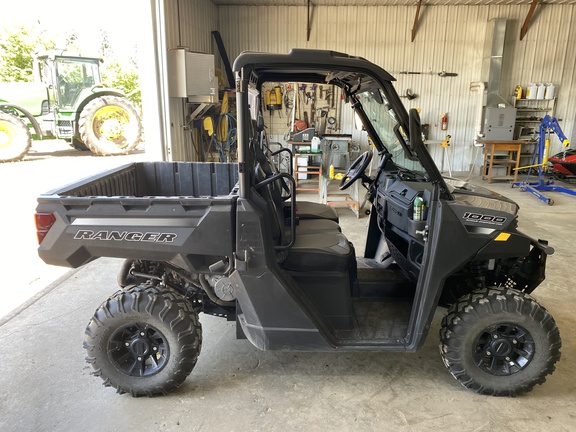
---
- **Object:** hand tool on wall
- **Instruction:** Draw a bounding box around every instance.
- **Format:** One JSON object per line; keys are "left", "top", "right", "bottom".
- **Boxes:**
{"left": 400, "top": 89, "right": 418, "bottom": 100}
{"left": 397, "top": 70, "right": 458, "bottom": 77}
{"left": 299, "top": 84, "right": 307, "bottom": 105}
{"left": 310, "top": 84, "right": 317, "bottom": 126}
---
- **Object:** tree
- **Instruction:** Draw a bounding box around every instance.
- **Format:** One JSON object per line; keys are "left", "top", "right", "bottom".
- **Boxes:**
{"left": 99, "top": 30, "right": 113, "bottom": 58}
{"left": 0, "top": 25, "right": 54, "bottom": 82}
{"left": 102, "top": 55, "right": 141, "bottom": 109}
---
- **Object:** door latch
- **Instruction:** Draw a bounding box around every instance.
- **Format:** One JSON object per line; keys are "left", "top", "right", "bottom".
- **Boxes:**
{"left": 415, "top": 225, "right": 429, "bottom": 242}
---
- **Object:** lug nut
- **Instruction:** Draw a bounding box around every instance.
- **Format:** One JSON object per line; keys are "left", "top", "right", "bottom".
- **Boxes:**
{"left": 125, "top": 342, "right": 129, "bottom": 346}
{"left": 486, "top": 351, "right": 492, "bottom": 356}
{"left": 137, "top": 357, "right": 142, "bottom": 361}
{"left": 140, "top": 332, "right": 145, "bottom": 336}
{"left": 153, "top": 347, "right": 158, "bottom": 351}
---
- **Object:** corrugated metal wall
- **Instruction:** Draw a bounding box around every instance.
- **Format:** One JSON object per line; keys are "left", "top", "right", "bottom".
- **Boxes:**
{"left": 217, "top": 4, "right": 576, "bottom": 171}
{"left": 164, "top": 0, "right": 219, "bottom": 161}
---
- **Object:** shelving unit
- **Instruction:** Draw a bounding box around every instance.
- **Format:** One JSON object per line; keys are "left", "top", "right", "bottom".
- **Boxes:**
{"left": 512, "top": 97, "right": 557, "bottom": 140}
{"left": 293, "top": 151, "right": 322, "bottom": 192}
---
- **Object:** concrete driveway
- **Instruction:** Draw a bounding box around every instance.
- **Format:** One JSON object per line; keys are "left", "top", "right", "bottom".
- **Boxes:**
{"left": 0, "top": 139, "right": 147, "bottom": 320}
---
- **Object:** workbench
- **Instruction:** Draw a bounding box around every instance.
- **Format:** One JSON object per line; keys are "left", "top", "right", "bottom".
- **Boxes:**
{"left": 478, "top": 140, "right": 525, "bottom": 183}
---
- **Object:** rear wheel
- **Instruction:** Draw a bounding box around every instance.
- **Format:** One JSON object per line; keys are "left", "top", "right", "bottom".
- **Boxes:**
{"left": 439, "top": 288, "right": 561, "bottom": 396}
{"left": 78, "top": 95, "right": 142, "bottom": 156}
{"left": 84, "top": 283, "right": 202, "bottom": 396}
{"left": 0, "top": 112, "right": 32, "bottom": 162}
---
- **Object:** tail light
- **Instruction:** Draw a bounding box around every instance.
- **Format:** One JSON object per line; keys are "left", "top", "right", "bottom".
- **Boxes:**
{"left": 35, "top": 212, "right": 56, "bottom": 244}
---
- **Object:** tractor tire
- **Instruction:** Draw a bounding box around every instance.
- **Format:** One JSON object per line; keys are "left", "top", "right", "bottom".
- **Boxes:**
{"left": 0, "top": 111, "right": 32, "bottom": 162}
{"left": 71, "top": 137, "right": 89, "bottom": 151}
{"left": 439, "top": 288, "right": 561, "bottom": 396}
{"left": 78, "top": 95, "right": 142, "bottom": 156}
{"left": 84, "top": 283, "right": 202, "bottom": 397}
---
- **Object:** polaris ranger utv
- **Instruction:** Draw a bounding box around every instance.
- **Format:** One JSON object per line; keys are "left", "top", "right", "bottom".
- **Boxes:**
{"left": 35, "top": 49, "right": 561, "bottom": 397}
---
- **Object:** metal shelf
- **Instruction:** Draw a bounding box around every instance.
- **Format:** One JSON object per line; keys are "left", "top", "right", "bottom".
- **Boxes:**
{"left": 512, "top": 97, "right": 557, "bottom": 139}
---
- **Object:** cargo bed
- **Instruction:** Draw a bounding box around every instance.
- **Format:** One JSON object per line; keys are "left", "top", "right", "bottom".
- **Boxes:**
{"left": 36, "top": 162, "right": 239, "bottom": 273}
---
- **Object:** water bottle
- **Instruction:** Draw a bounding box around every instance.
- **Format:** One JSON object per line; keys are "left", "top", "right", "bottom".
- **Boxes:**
{"left": 413, "top": 196, "right": 424, "bottom": 221}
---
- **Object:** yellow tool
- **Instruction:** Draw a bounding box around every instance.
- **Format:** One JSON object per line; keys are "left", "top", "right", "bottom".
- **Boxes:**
{"left": 441, "top": 134, "right": 451, "bottom": 148}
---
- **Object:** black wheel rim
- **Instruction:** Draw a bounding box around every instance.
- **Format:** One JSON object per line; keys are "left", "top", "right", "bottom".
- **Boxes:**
{"left": 473, "top": 323, "right": 535, "bottom": 376}
{"left": 108, "top": 322, "right": 169, "bottom": 377}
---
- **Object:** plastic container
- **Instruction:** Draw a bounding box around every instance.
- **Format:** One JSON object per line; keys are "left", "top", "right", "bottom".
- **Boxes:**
{"left": 311, "top": 136, "right": 320, "bottom": 152}
{"left": 515, "top": 85, "right": 523, "bottom": 99}
{"left": 526, "top": 83, "right": 537, "bottom": 99}
{"left": 413, "top": 196, "right": 424, "bottom": 221}
{"left": 545, "top": 83, "right": 555, "bottom": 100}
{"left": 536, "top": 83, "right": 545, "bottom": 100}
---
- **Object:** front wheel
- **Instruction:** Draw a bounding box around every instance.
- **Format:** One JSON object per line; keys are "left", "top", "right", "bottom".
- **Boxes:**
{"left": 84, "top": 283, "right": 202, "bottom": 396}
{"left": 439, "top": 288, "right": 561, "bottom": 396}
{"left": 78, "top": 95, "right": 143, "bottom": 156}
{"left": 70, "top": 137, "right": 89, "bottom": 151}
{"left": 0, "top": 112, "right": 32, "bottom": 162}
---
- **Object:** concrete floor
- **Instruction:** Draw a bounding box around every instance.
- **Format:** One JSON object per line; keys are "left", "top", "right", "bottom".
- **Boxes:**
{"left": 1, "top": 174, "right": 575, "bottom": 432}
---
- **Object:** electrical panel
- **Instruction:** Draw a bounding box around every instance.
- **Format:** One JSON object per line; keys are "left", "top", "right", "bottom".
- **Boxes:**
{"left": 167, "top": 49, "right": 218, "bottom": 103}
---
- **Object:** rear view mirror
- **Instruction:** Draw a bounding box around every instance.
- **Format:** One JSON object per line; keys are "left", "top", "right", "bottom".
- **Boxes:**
{"left": 408, "top": 108, "right": 423, "bottom": 152}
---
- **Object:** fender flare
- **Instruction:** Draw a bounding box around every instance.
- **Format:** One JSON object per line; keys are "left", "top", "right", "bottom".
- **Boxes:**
{"left": 0, "top": 103, "right": 43, "bottom": 138}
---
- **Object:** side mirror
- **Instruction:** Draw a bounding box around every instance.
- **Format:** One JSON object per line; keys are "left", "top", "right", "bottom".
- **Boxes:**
{"left": 408, "top": 108, "right": 424, "bottom": 152}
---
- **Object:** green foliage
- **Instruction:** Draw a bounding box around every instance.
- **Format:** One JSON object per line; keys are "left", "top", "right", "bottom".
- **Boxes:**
{"left": 0, "top": 25, "right": 55, "bottom": 82}
{"left": 102, "top": 57, "right": 141, "bottom": 109}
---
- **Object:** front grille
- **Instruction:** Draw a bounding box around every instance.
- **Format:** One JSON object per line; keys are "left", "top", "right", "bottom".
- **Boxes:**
{"left": 57, "top": 120, "right": 73, "bottom": 137}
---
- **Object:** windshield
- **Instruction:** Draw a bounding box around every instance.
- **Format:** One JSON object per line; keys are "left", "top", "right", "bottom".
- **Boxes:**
{"left": 357, "top": 89, "right": 427, "bottom": 174}
{"left": 55, "top": 58, "right": 101, "bottom": 108}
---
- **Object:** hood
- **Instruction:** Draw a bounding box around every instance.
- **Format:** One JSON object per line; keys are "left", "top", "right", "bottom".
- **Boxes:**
{"left": 444, "top": 177, "right": 519, "bottom": 216}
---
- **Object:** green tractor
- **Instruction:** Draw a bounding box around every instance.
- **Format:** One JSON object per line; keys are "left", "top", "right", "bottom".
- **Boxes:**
{"left": 0, "top": 50, "right": 143, "bottom": 162}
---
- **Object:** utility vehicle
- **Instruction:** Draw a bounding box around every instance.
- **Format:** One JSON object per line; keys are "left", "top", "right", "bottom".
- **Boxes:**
{"left": 0, "top": 50, "right": 142, "bottom": 162}
{"left": 35, "top": 49, "right": 561, "bottom": 397}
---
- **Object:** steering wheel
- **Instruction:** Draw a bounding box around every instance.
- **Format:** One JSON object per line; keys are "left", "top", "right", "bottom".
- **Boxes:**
{"left": 339, "top": 150, "right": 373, "bottom": 190}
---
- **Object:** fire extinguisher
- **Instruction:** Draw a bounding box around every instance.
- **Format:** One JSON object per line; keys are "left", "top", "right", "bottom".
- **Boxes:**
{"left": 440, "top": 113, "right": 448, "bottom": 131}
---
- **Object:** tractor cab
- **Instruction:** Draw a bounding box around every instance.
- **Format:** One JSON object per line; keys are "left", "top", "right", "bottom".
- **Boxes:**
{"left": 36, "top": 51, "right": 103, "bottom": 110}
